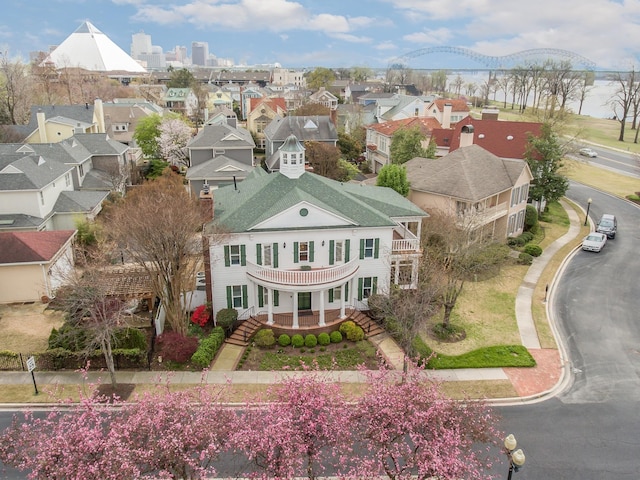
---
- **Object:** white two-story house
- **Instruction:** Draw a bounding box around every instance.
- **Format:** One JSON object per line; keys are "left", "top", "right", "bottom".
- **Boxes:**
{"left": 203, "top": 135, "right": 427, "bottom": 331}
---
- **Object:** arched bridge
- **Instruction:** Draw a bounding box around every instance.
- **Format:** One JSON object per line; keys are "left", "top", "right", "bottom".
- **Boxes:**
{"left": 389, "top": 46, "right": 597, "bottom": 70}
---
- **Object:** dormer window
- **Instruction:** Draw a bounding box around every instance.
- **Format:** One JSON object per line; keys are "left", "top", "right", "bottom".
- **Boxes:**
{"left": 283, "top": 153, "right": 288, "bottom": 165}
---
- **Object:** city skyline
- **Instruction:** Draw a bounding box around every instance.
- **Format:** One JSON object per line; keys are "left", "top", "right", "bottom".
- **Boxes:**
{"left": 1, "top": 0, "right": 639, "bottom": 70}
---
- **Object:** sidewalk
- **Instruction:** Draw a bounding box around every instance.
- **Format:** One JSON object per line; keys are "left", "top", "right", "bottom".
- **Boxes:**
{"left": 0, "top": 201, "right": 583, "bottom": 405}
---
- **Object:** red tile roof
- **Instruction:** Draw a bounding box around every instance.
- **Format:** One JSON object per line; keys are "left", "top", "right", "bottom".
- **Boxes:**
{"left": 444, "top": 118, "right": 542, "bottom": 159}
{"left": 249, "top": 97, "right": 286, "bottom": 114}
{"left": 0, "top": 230, "right": 76, "bottom": 264}
{"left": 429, "top": 98, "right": 470, "bottom": 112}
{"left": 366, "top": 117, "right": 441, "bottom": 137}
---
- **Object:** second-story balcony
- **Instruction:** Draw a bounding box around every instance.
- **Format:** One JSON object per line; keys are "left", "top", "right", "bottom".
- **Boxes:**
{"left": 458, "top": 202, "right": 509, "bottom": 229}
{"left": 246, "top": 259, "right": 359, "bottom": 289}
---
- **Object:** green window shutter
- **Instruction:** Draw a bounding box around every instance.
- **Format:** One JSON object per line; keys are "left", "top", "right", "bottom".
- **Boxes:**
{"left": 240, "top": 245, "right": 246, "bottom": 266}
{"left": 329, "top": 240, "right": 335, "bottom": 265}
{"left": 274, "top": 290, "right": 279, "bottom": 307}
{"left": 329, "top": 288, "right": 334, "bottom": 303}
{"left": 359, "top": 239, "right": 365, "bottom": 259}
{"left": 309, "top": 241, "right": 315, "bottom": 262}
{"left": 226, "top": 286, "right": 232, "bottom": 308}
{"left": 273, "top": 243, "right": 279, "bottom": 268}
{"left": 294, "top": 242, "right": 299, "bottom": 263}
{"left": 358, "top": 278, "right": 363, "bottom": 301}
{"left": 345, "top": 239, "right": 350, "bottom": 262}
{"left": 374, "top": 238, "right": 380, "bottom": 259}
{"left": 345, "top": 282, "right": 349, "bottom": 302}
{"left": 242, "top": 285, "right": 248, "bottom": 309}
{"left": 256, "top": 244, "right": 262, "bottom": 265}
{"left": 258, "top": 285, "right": 264, "bottom": 308}
{"left": 373, "top": 276, "right": 378, "bottom": 295}
{"left": 224, "top": 245, "right": 230, "bottom": 267}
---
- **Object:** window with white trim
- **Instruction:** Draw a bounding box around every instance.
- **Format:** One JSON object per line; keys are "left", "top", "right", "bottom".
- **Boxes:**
{"left": 298, "top": 241, "right": 309, "bottom": 262}
{"left": 229, "top": 245, "right": 241, "bottom": 265}
{"left": 231, "top": 285, "right": 243, "bottom": 308}
{"left": 262, "top": 244, "right": 272, "bottom": 267}
{"left": 508, "top": 214, "right": 517, "bottom": 235}
{"left": 334, "top": 241, "right": 343, "bottom": 263}
{"left": 363, "top": 238, "right": 374, "bottom": 258}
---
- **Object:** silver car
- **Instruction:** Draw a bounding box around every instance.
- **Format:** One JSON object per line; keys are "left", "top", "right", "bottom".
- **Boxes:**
{"left": 579, "top": 148, "right": 598, "bottom": 158}
{"left": 582, "top": 232, "right": 607, "bottom": 252}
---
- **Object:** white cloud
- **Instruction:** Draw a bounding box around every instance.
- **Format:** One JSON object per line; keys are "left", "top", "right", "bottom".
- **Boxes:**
{"left": 375, "top": 41, "right": 397, "bottom": 51}
{"left": 403, "top": 28, "right": 452, "bottom": 45}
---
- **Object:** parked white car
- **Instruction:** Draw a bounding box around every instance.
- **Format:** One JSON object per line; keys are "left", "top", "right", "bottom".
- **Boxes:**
{"left": 582, "top": 232, "right": 607, "bottom": 252}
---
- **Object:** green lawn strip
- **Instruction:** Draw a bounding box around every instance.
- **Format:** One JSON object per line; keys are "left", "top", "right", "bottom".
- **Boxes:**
{"left": 413, "top": 336, "right": 536, "bottom": 369}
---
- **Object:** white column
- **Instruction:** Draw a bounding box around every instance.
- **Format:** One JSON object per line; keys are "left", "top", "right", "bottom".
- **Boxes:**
{"left": 292, "top": 292, "right": 299, "bottom": 328}
{"left": 266, "top": 287, "right": 274, "bottom": 325}
{"left": 339, "top": 283, "right": 346, "bottom": 318}
{"left": 319, "top": 290, "right": 326, "bottom": 326}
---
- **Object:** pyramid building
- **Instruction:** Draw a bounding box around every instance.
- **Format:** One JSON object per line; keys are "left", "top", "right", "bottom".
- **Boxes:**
{"left": 42, "top": 21, "right": 147, "bottom": 73}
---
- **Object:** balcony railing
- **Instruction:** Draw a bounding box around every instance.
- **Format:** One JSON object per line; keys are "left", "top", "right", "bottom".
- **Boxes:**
{"left": 459, "top": 202, "right": 509, "bottom": 228}
{"left": 246, "top": 259, "right": 359, "bottom": 287}
{"left": 392, "top": 238, "right": 420, "bottom": 252}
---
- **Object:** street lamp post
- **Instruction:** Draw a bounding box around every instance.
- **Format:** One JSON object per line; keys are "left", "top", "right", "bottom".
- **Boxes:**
{"left": 584, "top": 198, "right": 592, "bottom": 226}
{"left": 504, "top": 434, "right": 526, "bottom": 480}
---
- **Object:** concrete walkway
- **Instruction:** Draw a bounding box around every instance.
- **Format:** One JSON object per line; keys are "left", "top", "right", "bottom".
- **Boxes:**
{"left": 0, "top": 201, "right": 585, "bottom": 403}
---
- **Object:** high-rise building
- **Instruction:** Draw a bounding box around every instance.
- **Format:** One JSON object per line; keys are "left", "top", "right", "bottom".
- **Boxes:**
{"left": 131, "top": 31, "right": 152, "bottom": 58}
{"left": 191, "top": 41, "right": 209, "bottom": 66}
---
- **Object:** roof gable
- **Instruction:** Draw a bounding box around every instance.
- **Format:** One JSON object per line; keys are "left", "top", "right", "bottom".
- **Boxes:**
{"left": 0, "top": 230, "right": 75, "bottom": 264}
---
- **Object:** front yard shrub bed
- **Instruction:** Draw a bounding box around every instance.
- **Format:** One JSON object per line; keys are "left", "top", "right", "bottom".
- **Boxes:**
{"left": 237, "top": 340, "right": 379, "bottom": 371}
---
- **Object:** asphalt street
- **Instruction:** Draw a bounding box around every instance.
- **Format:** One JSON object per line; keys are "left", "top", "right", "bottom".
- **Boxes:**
{"left": 497, "top": 182, "right": 640, "bottom": 479}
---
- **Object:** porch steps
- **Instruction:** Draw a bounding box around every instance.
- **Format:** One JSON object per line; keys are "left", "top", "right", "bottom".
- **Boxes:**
{"left": 350, "top": 310, "right": 386, "bottom": 337}
{"left": 225, "top": 317, "right": 263, "bottom": 347}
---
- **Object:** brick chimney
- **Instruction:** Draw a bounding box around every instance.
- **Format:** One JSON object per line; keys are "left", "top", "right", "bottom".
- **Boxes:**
{"left": 199, "top": 185, "right": 214, "bottom": 221}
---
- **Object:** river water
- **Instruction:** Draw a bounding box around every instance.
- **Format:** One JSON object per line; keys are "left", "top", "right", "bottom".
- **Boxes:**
{"left": 449, "top": 72, "right": 623, "bottom": 119}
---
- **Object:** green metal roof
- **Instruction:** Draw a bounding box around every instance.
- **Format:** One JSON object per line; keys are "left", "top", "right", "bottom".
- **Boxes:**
{"left": 208, "top": 170, "right": 426, "bottom": 233}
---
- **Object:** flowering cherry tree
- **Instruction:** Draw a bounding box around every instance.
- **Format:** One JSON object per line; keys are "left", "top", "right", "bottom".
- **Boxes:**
{"left": 158, "top": 117, "right": 192, "bottom": 168}
{"left": 0, "top": 383, "right": 234, "bottom": 480}
{"left": 232, "top": 368, "right": 354, "bottom": 479}
{"left": 355, "top": 363, "right": 501, "bottom": 480}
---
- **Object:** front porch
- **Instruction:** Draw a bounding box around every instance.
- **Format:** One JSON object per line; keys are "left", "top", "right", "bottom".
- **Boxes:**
{"left": 226, "top": 308, "right": 385, "bottom": 346}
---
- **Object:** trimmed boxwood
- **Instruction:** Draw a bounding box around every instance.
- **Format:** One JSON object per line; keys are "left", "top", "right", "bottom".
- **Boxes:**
{"left": 191, "top": 327, "right": 225, "bottom": 368}
{"left": 278, "top": 334, "right": 291, "bottom": 347}
{"left": 291, "top": 334, "right": 304, "bottom": 348}
{"left": 317, "top": 332, "right": 331, "bottom": 346}
{"left": 523, "top": 244, "right": 543, "bottom": 257}
{"left": 304, "top": 334, "right": 317, "bottom": 348}
{"left": 518, "top": 252, "right": 533, "bottom": 265}
{"left": 330, "top": 331, "right": 343, "bottom": 343}
{"left": 254, "top": 329, "right": 276, "bottom": 348}
{"left": 216, "top": 308, "right": 238, "bottom": 335}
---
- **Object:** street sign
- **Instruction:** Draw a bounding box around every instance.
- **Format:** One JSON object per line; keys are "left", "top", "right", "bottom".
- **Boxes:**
{"left": 26, "top": 356, "right": 36, "bottom": 372}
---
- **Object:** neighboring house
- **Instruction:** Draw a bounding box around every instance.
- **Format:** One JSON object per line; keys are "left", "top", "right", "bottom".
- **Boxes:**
{"left": 246, "top": 97, "right": 287, "bottom": 149}
{"left": 185, "top": 123, "right": 255, "bottom": 194}
{"left": 442, "top": 117, "right": 543, "bottom": 159}
{"left": 376, "top": 94, "right": 427, "bottom": 122}
{"left": 15, "top": 99, "right": 107, "bottom": 144}
{"left": 343, "top": 83, "right": 384, "bottom": 104}
{"left": 358, "top": 92, "right": 396, "bottom": 107}
{"left": 102, "top": 98, "right": 164, "bottom": 145}
{"left": 336, "top": 103, "right": 375, "bottom": 136}
{"left": 424, "top": 98, "right": 470, "bottom": 128}
{"left": 204, "top": 106, "right": 238, "bottom": 128}
{"left": 365, "top": 117, "right": 441, "bottom": 173}
{"left": 404, "top": 144, "right": 533, "bottom": 241}
{"left": 202, "top": 135, "right": 427, "bottom": 330}
{"left": 0, "top": 133, "right": 129, "bottom": 231}
{"left": 0, "top": 229, "right": 76, "bottom": 303}
{"left": 308, "top": 87, "right": 339, "bottom": 111}
{"left": 240, "top": 86, "right": 264, "bottom": 120}
{"left": 206, "top": 86, "right": 234, "bottom": 111}
{"left": 264, "top": 115, "right": 338, "bottom": 171}
{"left": 163, "top": 88, "right": 198, "bottom": 117}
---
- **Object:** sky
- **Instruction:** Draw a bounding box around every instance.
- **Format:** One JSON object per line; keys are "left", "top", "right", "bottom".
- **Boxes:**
{"left": 1, "top": 0, "right": 640, "bottom": 70}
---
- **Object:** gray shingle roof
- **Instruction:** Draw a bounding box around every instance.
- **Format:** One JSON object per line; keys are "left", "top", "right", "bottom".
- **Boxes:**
{"left": 264, "top": 115, "right": 338, "bottom": 143}
{"left": 186, "top": 156, "right": 254, "bottom": 180}
{"left": 24, "top": 105, "right": 96, "bottom": 134}
{"left": 0, "top": 154, "right": 73, "bottom": 191}
{"left": 72, "top": 133, "right": 128, "bottom": 155}
{"left": 209, "top": 170, "right": 426, "bottom": 233}
{"left": 0, "top": 214, "right": 46, "bottom": 231}
{"left": 188, "top": 124, "right": 254, "bottom": 149}
{"left": 53, "top": 190, "right": 109, "bottom": 213}
{"left": 404, "top": 144, "right": 529, "bottom": 202}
